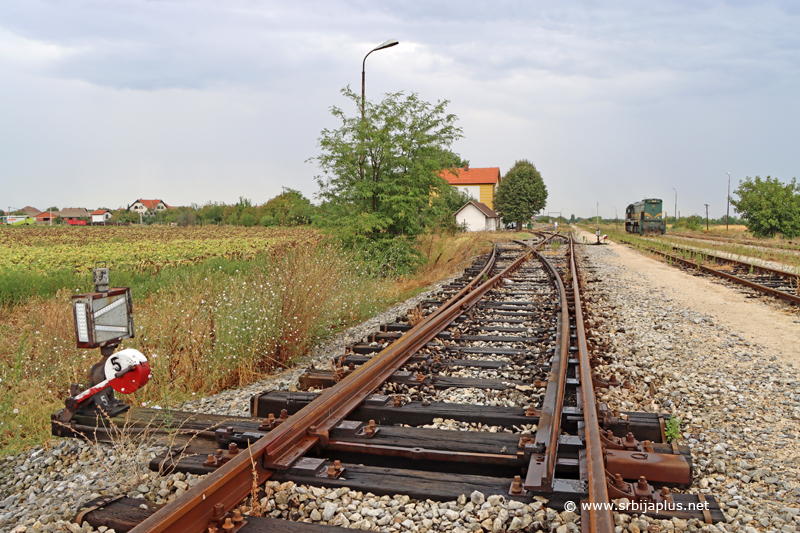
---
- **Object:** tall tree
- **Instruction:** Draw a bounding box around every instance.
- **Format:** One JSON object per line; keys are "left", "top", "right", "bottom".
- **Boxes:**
{"left": 311, "top": 87, "right": 464, "bottom": 273}
{"left": 730, "top": 176, "right": 800, "bottom": 238}
{"left": 495, "top": 160, "right": 548, "bottom": 230}
{"left": 262, "top": 188, "right": 315, "bottom": 226}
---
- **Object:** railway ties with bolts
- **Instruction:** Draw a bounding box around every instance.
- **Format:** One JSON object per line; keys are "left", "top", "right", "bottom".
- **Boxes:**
{"left": 53, "top": 233, "right": 724, "bottom": 533}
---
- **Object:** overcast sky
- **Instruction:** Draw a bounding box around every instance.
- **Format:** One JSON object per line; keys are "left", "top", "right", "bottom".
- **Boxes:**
{"left": 2, "top": 1, "right": 798, "bottom": 218}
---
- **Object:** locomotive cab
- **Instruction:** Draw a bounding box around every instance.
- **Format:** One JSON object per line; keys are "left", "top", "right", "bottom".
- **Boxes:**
{"left": 625, "top": 198, "right": 666, "bottom": 235}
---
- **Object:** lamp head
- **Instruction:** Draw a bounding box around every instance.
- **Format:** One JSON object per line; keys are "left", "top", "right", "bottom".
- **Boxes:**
{"left": 372, "top": 39, "right": 399, "bottom": 52}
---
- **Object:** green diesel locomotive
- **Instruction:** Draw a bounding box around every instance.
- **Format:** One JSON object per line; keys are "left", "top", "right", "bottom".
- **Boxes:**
{"left": 625, "top": 198, "right": 666, "bottom": 235}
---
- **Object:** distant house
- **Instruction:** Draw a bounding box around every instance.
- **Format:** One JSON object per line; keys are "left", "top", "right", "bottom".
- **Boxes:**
{"left": 455, "top": 201, "right": 501, "bottom": 232}
{"left": 20, "top": 206, "right": 41, "bottom": 217}
{"left": 128, "top": 199, "right": 171, "bottom": 215}
{"left": 439, "top": 167, "right": 502, "bottom": 211}
{"left": 91, "top": 209, "right": 112, "bottom": 224}
{"left": 59, "top": 208, "right": 89, "bottom": 222}
{"left": 34, "top": 210, "right": 57, "bottom": 224}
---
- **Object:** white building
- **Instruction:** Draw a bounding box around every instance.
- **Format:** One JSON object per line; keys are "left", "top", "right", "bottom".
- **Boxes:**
{"left": 128, "top": 199, "right": 170, "bottom": 214}
{"left": 455, "top": 201, "right": 501, "bottom": 232}
{"left": 91, "top": 209, "right": 112, "bottom": 224}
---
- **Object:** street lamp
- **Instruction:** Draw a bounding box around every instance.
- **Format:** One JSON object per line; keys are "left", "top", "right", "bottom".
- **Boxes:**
{"left": 726, "top": 171, "right": 731, "bottom": 233}
{"left": 362, "top": 39, "right": 399, "bottom": 118}
{"left": 672, "top": 188, "right": 677, "bottom": 223}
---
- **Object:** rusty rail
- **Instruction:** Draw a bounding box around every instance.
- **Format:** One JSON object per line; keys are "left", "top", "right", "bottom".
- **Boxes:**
{"left": 570, "top": 235, "right": 614, "bottom": 533}
{"left": 622, "top": 239, "right": 800, "bottom": 306}
{"left": 524, "top": 246, "right": 569, "bottom": 491}
{"left": 130, "top": 243, "right": 537, "bottom": 533}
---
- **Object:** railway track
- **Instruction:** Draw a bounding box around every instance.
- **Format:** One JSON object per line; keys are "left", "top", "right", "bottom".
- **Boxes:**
{"left": 52, "top": 234, "right": 722, "bottom": 532}
{"left": 616, "top": 236, "right": 800, "bottom": 306}
{"left": 666, "top": 231, "right": 800, "bottom": 254}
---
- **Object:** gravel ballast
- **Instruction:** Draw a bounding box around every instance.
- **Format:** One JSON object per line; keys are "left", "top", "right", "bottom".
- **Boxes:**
{"left": 2, "top": 239, "right": 799, "bottom": 532}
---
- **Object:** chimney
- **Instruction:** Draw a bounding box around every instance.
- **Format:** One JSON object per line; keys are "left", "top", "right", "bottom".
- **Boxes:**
{"left": 465, "top": 164, "right": 469, "bottom": 171}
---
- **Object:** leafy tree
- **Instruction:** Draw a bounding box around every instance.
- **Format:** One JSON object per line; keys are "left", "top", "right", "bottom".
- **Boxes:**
{"left": 495, "top": 160, "right": 548, "bottom": 230}
{"left": 199, "top": 202, "right": 225, "bottom": 224}
{"left": 674, "top": 215, "right": 703, "bottom": 231}
{"left": 730, "top": 176, "right": 800, "bottom": 238}
{"left": 239, "top": 212, "right": 256, "bottom": 227}
{"left": 263, "top": 188, "right": 315, "bottom": 226}
{"left": 174, "top": 208, "right": 197, "bottom": 226}
{"left": 312, "top": 86, "right": 463, "bottom": 274}
{"left": 428, "top": 185, "right": 475, "bottom": 234}
{"left": 109, "top": 209, "right": 139, "bottom": 224}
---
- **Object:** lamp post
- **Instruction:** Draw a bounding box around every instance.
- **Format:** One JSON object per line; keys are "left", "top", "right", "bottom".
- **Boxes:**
{"left": 704, "top": 204, "right": 709, "bottom": 232}
{"left": 361, "top": 39, "right": 399, "bottom": 118}
{"left": 672, "top": 188, "right": 677, "bottom": 223}
{"left": 360, "top": 39, "right": 398, "bottom": 209}
{"left": 726, "top": 171, "right": 731, "bottom": 233}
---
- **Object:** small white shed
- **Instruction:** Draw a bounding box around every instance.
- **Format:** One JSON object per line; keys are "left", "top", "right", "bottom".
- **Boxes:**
{"left": 455, "top": 201, "right": 501, "bottom": 232}
{"left": 91, "top": 209, "right": 112, "bottom": 224}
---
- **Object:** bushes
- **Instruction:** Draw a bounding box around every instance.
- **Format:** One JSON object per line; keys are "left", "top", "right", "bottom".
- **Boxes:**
{"left": 0, "top": 241, "right": 385, "bottom": 454}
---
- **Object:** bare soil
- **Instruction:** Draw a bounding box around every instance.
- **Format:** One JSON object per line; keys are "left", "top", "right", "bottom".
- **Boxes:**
{"left": 576, "top": 228, "right": 800, "bottom": 366}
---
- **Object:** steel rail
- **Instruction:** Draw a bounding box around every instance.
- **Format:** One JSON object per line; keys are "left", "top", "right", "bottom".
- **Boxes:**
{"left": 130, "top": 243, "right": 536, "bottom": 533}
{"left": 569, "top": 234, "right": 614, "bottom": 533}
{"left": 659, "top": 241, "right": 800, "bottom": 280}
{"left": 623, "top": 240, "right": 800, "bottom": 305}
{"left": 524, "top": 245, "right": 569, "bottom": 491}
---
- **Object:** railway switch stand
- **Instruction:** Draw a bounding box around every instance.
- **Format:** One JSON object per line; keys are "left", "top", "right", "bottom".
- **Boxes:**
{"left": 58, "top": 264, "right": 150, "bottom": 423}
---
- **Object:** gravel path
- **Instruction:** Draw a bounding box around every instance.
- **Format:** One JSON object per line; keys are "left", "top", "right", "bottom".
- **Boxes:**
{"left": 3, "top": 237, "right": 799, "bottom": 533}
{"left": 578, "top": 232, "right": 800, "bottom": 533}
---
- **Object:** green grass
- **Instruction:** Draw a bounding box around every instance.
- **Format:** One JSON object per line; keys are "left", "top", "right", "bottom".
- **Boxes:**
{"left": 0, "top": 243, "right": 388, "bottom": 455}
{"left": 665, "top": 416, "right": 682, "bottom": 443}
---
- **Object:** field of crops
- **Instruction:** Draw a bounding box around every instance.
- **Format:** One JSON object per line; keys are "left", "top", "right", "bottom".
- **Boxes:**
{"left": 0, "top": 225, "right": 323, "bottom": 274}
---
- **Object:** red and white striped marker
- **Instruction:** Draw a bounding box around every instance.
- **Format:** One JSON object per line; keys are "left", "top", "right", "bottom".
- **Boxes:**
{"left": 73, "top": 349, "right": 151, "bottom": 404}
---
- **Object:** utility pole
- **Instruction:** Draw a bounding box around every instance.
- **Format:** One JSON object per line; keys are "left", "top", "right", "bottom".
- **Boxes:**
{"left": 726, "top": 171, "right": 731, "bottom": 233}
{"left": 672, "top": 188, "right": 677, "bottom": 223}
{"left": 704, "top": 204, "right": 709, "bottom": 232}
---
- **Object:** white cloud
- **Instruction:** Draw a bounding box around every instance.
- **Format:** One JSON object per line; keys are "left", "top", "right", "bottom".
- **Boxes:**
{"left": 0, "top": 28, "right": 75, "bottom": 67}
{"left": 0, "top": 0, "right": 798, "bottom": 216}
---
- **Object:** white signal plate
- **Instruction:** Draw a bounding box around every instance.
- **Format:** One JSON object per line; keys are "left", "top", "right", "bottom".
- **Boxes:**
{"left": 91, "top": 293, "right": 132, "bottom": 344}
{"left": 72, "top": 287, "right": 134, "bottom": 348}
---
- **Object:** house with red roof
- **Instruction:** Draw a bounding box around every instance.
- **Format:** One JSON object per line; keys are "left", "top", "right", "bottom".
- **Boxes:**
{"left": 455, "top": 201, "right": 501, "bottom": 232}
{"left": 34, "top": 210, "right": 57, "bottom": 224}
{"left": 91, "top": 209, "right": 112, "bottom": 224}
{"left": 128, "top": 199, "right": 171, "bottom": 216}
{"left": 439, "top": 166, "right": 502, "bottom": 210}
